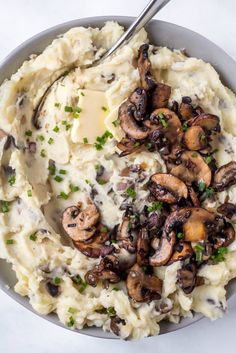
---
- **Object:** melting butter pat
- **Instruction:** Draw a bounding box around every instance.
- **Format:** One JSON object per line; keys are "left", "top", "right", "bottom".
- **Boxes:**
{"left": 71, "top": 89, "right": 110, "bottom": 144}
{"left": 104, "top": 105, "right": 125, "bottom": 141}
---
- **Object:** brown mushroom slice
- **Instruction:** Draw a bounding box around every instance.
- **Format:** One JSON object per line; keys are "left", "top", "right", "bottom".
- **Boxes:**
{"left": 116, "top": 137, "right": 142, "bottom": 157}
{"left": 137, "top": 228, "right": 150, "bottom": 266}
{"left": 117, "top": 217, "right": 136, "bottom": 253}
{"left": 118, "top": 100, "right": 149, "bottom": 140}
{"left": 129, "top": 88, "right": 147, "bottom": 121}
{"left": 150, "top": 108, "right": 182, "bottom": 143}
{"left": 151, "top": 83, "right": 171, "bottom": 109}
{"left": 62, "top": 204, "right": 100, "bottom": 242}
{"left": 179, "top": 101, "right": 197, "bottom": 120}
{"left": 183, "top": 126, "right": 207, "bottom": 151}
{"left": 168, "top": 242, "right": 193, "bottom": 264}
{"left": 177, "top": 263, "right": 197, "bottom": 294}
{"left": 222, "top": 222, "right": 235, "bottom": 247}
{"left": 74, "top": 225, "right": 114, "bottom": 258}
{"left": 137, "top": 44, "right": 156, "bottom": 90}
{"left": 183, "top": 207, "right": 216, "bottom": 242}
{"left": 149, "top": 173, "right": 188, "bottom": 204}
{"left": 170, "top": 151, "right": 212, "bottom": 187}
{"left": 110, "top": 316, "right": 126, "bottom": 336}
{"left": 217, "top": 203, "right": 236, "bottom": 219}
{"left": 188, "top": 187, "right": 201, "bottom": 207}
{"left": 85, "top": 255, "right": 120, "bottom": 287}
{"left": 188, "top": 113, "right": 220, "bottom": 132}
{"left": 126, "top": 264, "right": 162, "bottom": 302}
{"left": 149, "top": 231, "right": 176, "bottom": 266}
{"left": 213, "top": 161, "right": 236, "bottom": 191}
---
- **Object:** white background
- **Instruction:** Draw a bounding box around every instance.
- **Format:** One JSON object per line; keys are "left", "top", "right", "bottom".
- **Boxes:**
{"left": 0, "top": 0, "right": 236, "bottom": 352}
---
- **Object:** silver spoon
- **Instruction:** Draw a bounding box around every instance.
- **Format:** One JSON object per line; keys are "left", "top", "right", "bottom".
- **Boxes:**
{"left": 32, "top": 0, "right": 171, "bottom": 125}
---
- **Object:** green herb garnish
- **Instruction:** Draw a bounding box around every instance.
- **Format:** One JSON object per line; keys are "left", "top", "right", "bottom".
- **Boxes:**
{"left": 158, "top": 113, "right": 168, "bottom": 128}
{"left": 70, "top": 184, "right": 79, "bottom": 193}
{"left": 94, "top": 130, "right": 113, "bottom": 150}
{"left": 58, "top": 191, "right": 69, "bottom": 200}
{"left": 198, "top": 181, "right": 206, "bottom": 192}
{"left": 81, "top": 91, "right": 85, "bottom": 96}
{"left": 101, "top": 106, "right": 108, "bottom": 112}
{"left": 67, "top": 316, "right": 75, "bottom": 328}
{"left": 204, "top": 156, "right": 213, "bottom": 164}
{"left": 40, "top": 149, "right": 46, "bottom": 158}
{"left": 210, "top": 247, "right": 228, "bottom": 263}
{"left": 200, "top": 187, "right": 215, "bottom": 201}
{"left": 59, "top": 169, "right": 66, "bottom": 175}
{"left": 112, "top": 119, "right": 119, "bottom": 127}
{"left": 126, "top": 187, "right": 136, "bottom": 200}
{"left": 37, "top": 135, "right": 45, "bottom": 142}
{"left": 194, "top": 243, "right": 205, "bottom": 262}
{"left": 112, "top": 287, "right": 119, "bottom": 291}
{"left": 54, "top": 175, "right": 63, "bottom": 183}
{"left": 182, "top": 121, "right": 188, "bottom": 132}
{"left": 191, "top": 152, "right": 198, "bottom": 158}
{"left": 64, "top": 105, "right": 74, "bottom": 113}
{"left": 101, "top": 226, "right": 108, "bottom": 233}
{"left": 177, "top": 232, "right": 184, "bottom": 239}
{"left": 97, "top": 179, "right": 107, "bottom": 185}
{"left": 48, "top": 161, "right": 56, "bottom": 176}
{"left": 29, "top": 233, "right": 37, "bottom": 241}
{"left": 8, "top": 175, "right": 16, "bottom": 186}
{"left": 147, "top": 202, "right": 163, "bottom": 213}
{"left": 68, "top": 307, "right": 77, "bottom": 314}
{"left": 53, "top": 125, "right": 60, "bottom": 133}
{"left": 27, "top": 189, "right": 32, "bottom": 197}
{"left": 25, "top": 130, "right": 32, "bottom": 137}
{"left": 85, "top": 179, "right": 92, "bottom": 185}
{"left": 53, "top": 277, "right": 61, "bottom": 285}
{"left": 1, "top": 201, "right": 10, "bottom": 213}
{"left": 54, "top": 102, "right": 61, "bottom": 108}
{"left": 6, "top": 239, "right": 14, "bottom": 245}
{"left": 83, "top": 137, "right": 88, "bottom": 144}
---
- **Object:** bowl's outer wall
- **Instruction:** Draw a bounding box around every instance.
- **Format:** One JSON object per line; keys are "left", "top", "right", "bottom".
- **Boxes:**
{"left": 0, "top": 16, "right": 236, "bottom": 339}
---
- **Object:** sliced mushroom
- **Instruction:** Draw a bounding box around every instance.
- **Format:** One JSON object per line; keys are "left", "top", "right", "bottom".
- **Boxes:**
{"left": 222, "top": 222, "right": 235, "bottom": 247}
{"left": 179, "top": 98, "right": 197, "bottom": 120}
{"left": 110, "top": 316, "right": 126, "bottom": 336}
{"left": 169, "top": 151, "right": 212, "bottom": 187}
{"left": 183, "top": 207, "right": 217, "bottom": 242}
{"left": 117, "top": 217, "right": 136, "bottom": 253}
{"left": 183, "top": 126, "right": 207, "bottom": 151}
{"left": 126, "top": 264, "right": 162, "bottom": 302}
{"left": 213, "top": 161, "right": 236, "bottom": 191}
{"left": 188, "top": 187, "right": 201, "bottom": 207}
{"left": 149, "top": 231, "right": 176, "bottom": 266}
{"left": 137, "top": 228, "right": 149, "bottom": 266}
{"left": 129, "top": 88, "right": 147, "bottom": 121}
{"left": 117, "top": 137, "right": 143, "bottom": 156}
{"left": 62, "top": 203, "right": 100, "bottom": 242}
{"left": 188, "top": 113, "right": 220, "bottom": 132}
{"left": 85, "top": 255, "right": 120, "bottom": 287}
{"left": 149, "top": 108, "right": 182, "bottom": 143}
{"left": 217, "top": 203, "right": 236, "bottom": 219}
{"left": 151, "top": 83, "right": 171, "bottom": 109}
{"left": 177, "top": 263, "right": 197, "bottom": 294}
{"left": 137, "top": 44, "right": 156, "bottom": 90}
{"left": 168, "top": 242, "right": 193, "bottom": 264}
{"left": 118, "top": 100, "right": 149, "bottom": 140}
{"left": 148, "top": 173, "right": 188, "bottom": 204}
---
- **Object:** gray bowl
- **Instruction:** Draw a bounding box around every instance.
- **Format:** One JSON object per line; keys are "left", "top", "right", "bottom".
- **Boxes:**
{"left": 0, "top": 16, "right": 236, "bottom": 340}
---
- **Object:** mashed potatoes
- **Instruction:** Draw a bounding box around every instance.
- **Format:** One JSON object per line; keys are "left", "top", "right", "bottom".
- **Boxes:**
{"left": 0, "top": 21, "right": 236, "bottom": 340}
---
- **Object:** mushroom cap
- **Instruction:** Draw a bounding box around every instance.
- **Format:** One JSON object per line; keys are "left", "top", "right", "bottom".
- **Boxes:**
{"left": 179, "top": 101, "right": 197, "bottom": 120}
{"left": 129, "top": 87, "right": 147, "bottom": 121}
{"left": 149, "top": 173, "right": 188, "bottom": 204}
{"left": 126, "top": 264, "right": 162, "bottom": 302}
{"left": 222, "top": 222, "right": 235, "bottom": 247}
{"left": 117, "top": 137, "right": 142, "bottom": 156}
{"left": 149, "top": 108, "right": 182, "bottom": 143}
{"left": 149, "top": 231, "right": 176, "bottom": 266}
{"left": 151, "top": 83, "right": 171, "bottom": 109}
{"left": 85, "top": 255, "right": 120, "bottom": 287}
{"left": 217, "top": 203, "right": 236, "bottom": 219}
{"left": 137, "top": 44, "right": 156, "bottom": 90}
{"left": 118, "top": 100, "right": 149, "bottom": 140}
{"left": 168, "top": 242, "right": 193, "bottom": 264}
{"left": 183, "top": 126, "right": 207, "bottom": 151}
{"left": 62, "top": 204, "right": 100, "bottom": 242}
{"left": 213, "top": 161, "right": 236, "bottom": 191}
{"left": 137, "top": 228, "right": 150, "bottom": 266}
{"left": 169, "top": 151, "right": 212, "bottom": 187}
{"left": 177, "top": 263, "right": 197, "bottom": 294}
{"left": 183, "top": 207, "right": 216, "bottom": 242}
{"left": 188, "top": 113, "right": 220, "bottom": 132}
{"left": 117, "top": 217, "right": 136, "bottom": 253}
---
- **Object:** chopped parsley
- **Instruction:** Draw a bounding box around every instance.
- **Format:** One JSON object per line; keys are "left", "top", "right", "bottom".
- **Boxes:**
{"left": 198, "top": 181, "right": 206, "bottom": 192}
{"left": 112, "top": 119, "right": 119, "bottom": 127}
{"left": 204, "top": 156, "right": 213, "bottom": 164}
{"left": 158, "top": 113, "right": 168, "bottom": 128}
{"left": 194, "top": 243, "right": 205, "bottom": 262}
{"left": 1, "top": 201, "right": 10, "bottom": 213}
{"left": 126, "top": 187, "right": 136, "bottom": 200}
{"left": 48, "top": 137, "right": 54, "bottom": 145}
{"left": 210, "top": 247, "right": 228, "bottom": 263}
{"left": 8, "top": 175, "right": 16, "bottom": 186}
{"left": 62, "top": 120, "right": 72, "bottom": 131}
{"left": 64, "top": 105, "right": 73, "bottom": 113}
{"left": 177, "top": 232, "right": 184, "bottom": 239}
{"left": 53, "top": 277, "right": 61, "bottom": 285}
{"left": 70, "top": 184, "right": 80, "bottom": 193}
{"left": 101, "top": 106, "right": 108, "bottom": 112}
{"left": 40, "top": 149, "right": 46, "bottom": 158}
{"left": 67, "top": 316, "right": 75, "bottom": 328}
{"left": 83, "top": 137, "right": 88, "bottom": 144}
{"left": 59, "top": 169, "right": 66, "bottom": 175}
{"left": 48, "top": 161, "right": 56, "bottom": 176}
{"left": 94, "top": 130, "right": 113, "bottom": 150}
{"left": 29, "top": 233, "right": 37, "bottom": 241}
{"left": 64, "top": 105, "right": 82, "bottom": 118}
{"left": 147, "top": 202, "right": 163, "bottom": 213}
{"left": 68, "top": 307, "right": 77, "bottom": 314}
{"left": 37, "top": 135, "right": 45, "bottom": 142}
{"left": 25, "top": 130, "right": 32, "bottom": 137}
{"left": 6, "top": 239, "right": 14, "bottom": 245}
{"left": 53, "top": 125, "right": 60, "bottom": 133}
{"left": 27, "top": 189, "right": 32, "bottom": 197}
{"left": 58, "top": 191, "right": 69, "bottom": 200}
{"left": 54, "top": 175, "right": 63, "bottom": 183}
{"left": 182, "top": 121, "right": 188, "bottom": 132}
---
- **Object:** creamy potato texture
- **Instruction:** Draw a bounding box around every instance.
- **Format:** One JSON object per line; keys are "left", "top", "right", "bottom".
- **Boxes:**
{"left": 0, "top": 21, "right": 236, "bottom": 340}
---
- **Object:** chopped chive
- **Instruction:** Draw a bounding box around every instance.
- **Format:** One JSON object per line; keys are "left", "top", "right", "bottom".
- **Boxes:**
{"left": 147, "top": 202, "right": 163, "bottom": 213}
{"left": 94, "top": 130, "right": 113, "bottom": 150}
{"left": 210, "top": 247, "right": 228, "bottom": 263}
{"left": 48, "top": 161, "right": 56, "bottom": 176}
{"left": 73, "top": 112, "right": 80, "bottom": 119}
{"left": 78, "top": 281, "right": 87, "bottom": 293}
{"left": 200, "top": 187, "right": 215, "bottom": 201}
{"left": 83, "top": 137, "right": 88, "bottom": 144}
{"left": 134, "top": 142, "right": 140, "bottom": 147}
{"left": 177, "top": 232, "right": 184, "bottom": 239}
{"left": 40, "top": 149, "right": 46, "bottom": 158}
{"left": 85, "top": 179, "right": 92, "bottom": 185}
{"left": 198, "top": 181, "right": 206, "bottom": 192}
{"left": 59, "top": 169, "right": 66, "bottom": 175}
{"left": 6, "top": 239, "right": 14, "bottom": 245}
{"left": 204, "top": 156, "right": 213, "bottom": 164}
{"left": 158, "top": 113, "right": 168, "bottom": 128}
{"left": 112, "top": 287, "right": 119, "bottom": 291}
{"left": 58, "top": 191, "right": 68, "bottom": 200}
{"left": 1, "top": 201, "right": 10, "bottom": 213}
{"left": 191, "top": 152, "right": 198, "bottom": 158}
{"left": 101, "top": 106, "right": 108, "bottom": 112}
{"left": 68, "top": 307, "right": 77, "bottom": 314}
{"left": 112, "top": 119, "right": 119, "bottom": 127}
{"left": 194, "top": 243, "right": 205, "bottom": 262}
{"left": 182, "top": 121, "right": 188, "bottom": 132}
{"left": 8, "top": 175, "right": 16, "bottom": 186}
{"left": 54, "top": 175, "right": 63, "bottom": 183}
{"left": 72, "top": 274, "right": 82, "bottom": 284}
{"left": 97, "top": 179, "right": 107, "bottom": 185}
{"left": 27, "top": 189, "right": 32, "bottom": 197}
{"left": 25, "top": 130, "right": 32, "bottom": 137}
{"left": 74, "top": 107, "right": 82, "bottom": 113}
{"left": 70, "top": 184, "right": 80, "bottom": 192}
{"left": 53, "top": 277, "right": 61, "bottom": 285}
{"left": 37, "top": 135, "right": 45, "bottom": 142}
{"left": 64, "top": 105, "right": 73, "bottom": 113}
{"left": 81, "top": 91, "right": 85, "bottom": 96}
{"left": 53, "top": 125, "right": 60, "bottom": 133}
{"left": 66, "top": 123, "right": 72, "bottom": 131}
{"left": 67, "top": 316, "right": 75, "bottom": 327}
{"left": 29, "top": 233, "right": 37, "bottom": 241}
{"left": 48, "top": 137, "right": 54, "bottom": 145}
{"left": 54, "top": 102, "right": 61, "bottom": 108}
{"left": 101, "top": 226, "right": 108, "bottom": 233}
{"left": 126, "top": 187, "right": 136, "bottom": 200}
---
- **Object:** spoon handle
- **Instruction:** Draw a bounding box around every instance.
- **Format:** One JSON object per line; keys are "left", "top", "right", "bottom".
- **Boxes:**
{"left": 100, "top": 0, "right": 171, "bottom": 62}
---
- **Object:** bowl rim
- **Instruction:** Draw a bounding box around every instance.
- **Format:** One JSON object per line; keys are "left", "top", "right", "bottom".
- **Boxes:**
{"left": 0, "top": 15, "right": 235, "bottom": 340}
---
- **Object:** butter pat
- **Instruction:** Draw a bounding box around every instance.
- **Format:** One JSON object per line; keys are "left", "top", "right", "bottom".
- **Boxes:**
{"left": 71, "top": 89, "right": 110, "bottom": 144}
{"left": 104, "top": 104, "right": 125, "bottom": 141}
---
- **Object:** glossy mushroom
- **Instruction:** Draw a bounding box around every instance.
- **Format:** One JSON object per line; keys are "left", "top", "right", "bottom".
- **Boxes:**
{"left": 213, "top": 161, "right": 236, "bottom": 191}
{"left": 151, "top": 83, "right": 171, "bottom": 109}
{"left": 117, "top": 217, "right": 136, "bottom": 253}
{"left": 168, "top": 242, "right": 193, "bottom": 264}
{"left": 217, "top": 203, "right": 236, "bottom": 219}
{"left": 183, "top": 126, "right": 207, "bottom": 151}
{"left": 188, "top": 113, "right": 220, "bottom": 132}
{"left": 85, "top": 255, "right": 120, "bottom": 287}
{"left": 137, "top": 44, "right": 156, "bottom": 90}
{"left": 137, "top": 228, "right": 150, "bottom": 266}
{"left": 129, "top": 87, "right": 147, "bottom": 121}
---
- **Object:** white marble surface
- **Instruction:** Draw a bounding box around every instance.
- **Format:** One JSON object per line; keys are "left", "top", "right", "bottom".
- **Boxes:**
{"left": 0, "top": 0, "right": 236, "bottom": 352}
